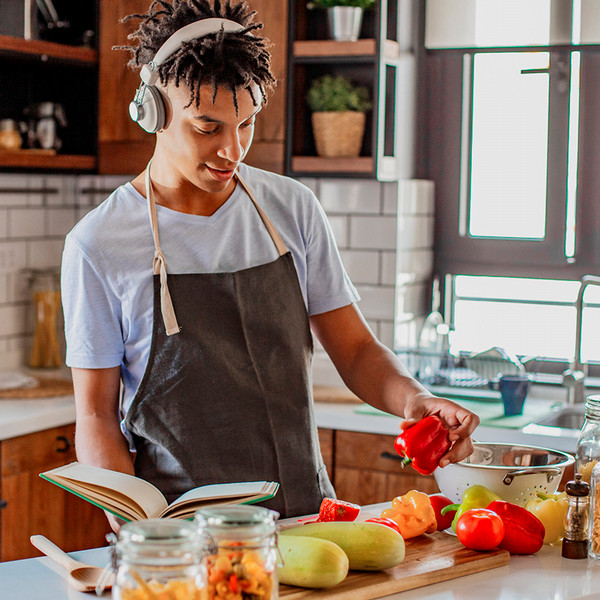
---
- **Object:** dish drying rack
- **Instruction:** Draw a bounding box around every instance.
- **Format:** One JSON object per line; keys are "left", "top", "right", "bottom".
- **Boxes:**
{"left": 395, "top": 348, "right": 525, "bottom": 389}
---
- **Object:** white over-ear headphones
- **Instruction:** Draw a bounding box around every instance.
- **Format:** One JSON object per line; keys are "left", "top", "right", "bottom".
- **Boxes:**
{"left": 129, "top": 18, "right": 246, "bottom": 133}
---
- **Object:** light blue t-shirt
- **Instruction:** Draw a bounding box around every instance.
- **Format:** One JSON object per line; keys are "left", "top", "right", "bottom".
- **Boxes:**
{"left": 61, "top": 163, "right": 359, "bottom": 417}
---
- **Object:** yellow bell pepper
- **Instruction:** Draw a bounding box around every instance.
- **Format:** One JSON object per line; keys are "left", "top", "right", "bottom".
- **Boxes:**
{"left": 525, "top": 491, "right": 568, "bottom": 544}
{"left": 381, "top": 490, "right": 437, "bottom": 539}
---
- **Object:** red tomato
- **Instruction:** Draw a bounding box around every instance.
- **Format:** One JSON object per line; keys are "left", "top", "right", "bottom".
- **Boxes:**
{"left": 456, "top": 508, "right": 505, "bottom": 551}
{"left": 365, "top": 517, "right": 403, "bottom": 535}
{"left": 429, "top": 494, "right": 455, "bottom": 531}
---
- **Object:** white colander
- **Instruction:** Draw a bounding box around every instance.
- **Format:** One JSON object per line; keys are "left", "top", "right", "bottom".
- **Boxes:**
{"left": 433, "top": 442, "right": 575, "bottom": 505}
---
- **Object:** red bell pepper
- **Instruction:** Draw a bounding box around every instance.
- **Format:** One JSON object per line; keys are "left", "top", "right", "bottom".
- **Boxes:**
{"left": 393, "top": 415, "right": 451, "bottom": 475}
{"left": 317, "top": 497, "right": 360, "bottom": 522}
{"left": 487, "top": 500, "right": 545, "bottom": 554}
{"left": 429, "top": 494, "right": 456, "bottom": 531}
{"left": 456, "top": 508, "right": 505, "bottom": 551}
{"left": 365, "top": 517, "right": 403, "bottom": 534}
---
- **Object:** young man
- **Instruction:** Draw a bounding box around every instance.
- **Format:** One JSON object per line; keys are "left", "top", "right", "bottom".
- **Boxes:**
{"left": 61, "top": 0, "right": 478, "bottom": 527}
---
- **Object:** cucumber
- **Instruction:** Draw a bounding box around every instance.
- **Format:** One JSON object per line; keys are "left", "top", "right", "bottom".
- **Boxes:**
{"left": 280, "top": 521, "right": 405, "bottom": 571}
{"left": 277, "top": 535, "right": 349, "bottom": 588}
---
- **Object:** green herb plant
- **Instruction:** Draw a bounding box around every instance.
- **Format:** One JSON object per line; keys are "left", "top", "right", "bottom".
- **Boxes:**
{"left": 307, "top": 75, "right": 372, "bottom": 112}
{"left": 308, "top": 0, "right": 376, "bottom": 9}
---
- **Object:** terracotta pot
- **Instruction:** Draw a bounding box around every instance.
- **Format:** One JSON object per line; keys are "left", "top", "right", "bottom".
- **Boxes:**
{"left": 311, "top": 111, "right": 365, "bottom": 158}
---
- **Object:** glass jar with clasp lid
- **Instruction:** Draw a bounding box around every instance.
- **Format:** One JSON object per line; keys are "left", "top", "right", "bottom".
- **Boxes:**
{"left": 111, "top": 519, "right": 206, "bottom": 599}
{"left": 195, "top": 505, "right": 279, "bottom": 600}
{"left": 576, "top": 394, "right": 600, "bottom": 484}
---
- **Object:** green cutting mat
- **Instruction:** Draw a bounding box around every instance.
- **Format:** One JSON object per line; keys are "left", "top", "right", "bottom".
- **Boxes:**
{"left": 354, "top": 398, "right": 549, "bottom": 429}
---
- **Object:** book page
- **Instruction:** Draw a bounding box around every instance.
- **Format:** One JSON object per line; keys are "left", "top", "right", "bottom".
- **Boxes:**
{"left": 42, "top": 462, "right": 168, "bottom": 519}
{"left": 160, "top": 481, "right": 279, "bottom": 518}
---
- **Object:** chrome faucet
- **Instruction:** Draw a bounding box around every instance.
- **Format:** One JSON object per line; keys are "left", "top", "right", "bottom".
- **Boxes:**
{"left": 563, "top": 275, "right": 600, "bottom": 404}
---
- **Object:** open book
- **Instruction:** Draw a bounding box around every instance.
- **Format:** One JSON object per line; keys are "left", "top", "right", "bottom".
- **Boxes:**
{"left": 40, "top": 462, "right": 279, "bottom": 522}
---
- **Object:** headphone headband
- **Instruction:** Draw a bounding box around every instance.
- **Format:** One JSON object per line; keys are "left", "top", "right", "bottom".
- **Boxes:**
{"left": 140, "top": 18, "right": 246, "bottom": 85}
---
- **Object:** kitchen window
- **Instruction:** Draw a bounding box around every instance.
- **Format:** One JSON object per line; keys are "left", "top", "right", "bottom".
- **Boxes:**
{"left": 420, "top": 7, "right": 600, "bottom": 370}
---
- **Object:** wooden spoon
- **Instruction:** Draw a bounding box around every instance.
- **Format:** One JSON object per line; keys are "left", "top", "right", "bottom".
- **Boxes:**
{"left": 30, "top": 534, "right": 114, "bottom": 593}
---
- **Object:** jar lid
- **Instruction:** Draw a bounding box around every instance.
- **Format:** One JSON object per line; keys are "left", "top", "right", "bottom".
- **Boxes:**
{"left": 195, "top": 505, "right": 278, "bottom": 540}
{"left": 566, "top": 473, "right": 591, "bottom": 497}
{"left": 116, "top": 519, "right": 202, "bottom": 563}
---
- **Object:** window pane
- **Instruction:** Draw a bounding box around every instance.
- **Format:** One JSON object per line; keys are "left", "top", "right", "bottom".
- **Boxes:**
{"left": 451, "top": 276, "right": 600, "bottom": 362}
{"left": 468, "top": 52, "right": 550, "bottom": 239}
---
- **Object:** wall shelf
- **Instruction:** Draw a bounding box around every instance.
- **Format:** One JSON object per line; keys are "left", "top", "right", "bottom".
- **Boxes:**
{"left": 0, "top": 35, "right": 97, "bottom": 65}
{"left": 0, "top": 151, "right": 96, "bottom": 171}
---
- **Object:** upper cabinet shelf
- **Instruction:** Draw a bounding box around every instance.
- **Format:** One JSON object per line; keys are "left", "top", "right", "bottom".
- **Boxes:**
{"left": 0, "top": 34, "right": 97, "bottom": 65}
{"left": 293, "top": 39, "right": 400, "bottom": 59}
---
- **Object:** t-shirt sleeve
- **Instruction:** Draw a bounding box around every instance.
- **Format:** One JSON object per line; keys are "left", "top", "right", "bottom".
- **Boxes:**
{"left": 61, "top": 234, "right": 125, "bottom": 368}
{"left": 304, "top": 192, "right": 360, "bottom": 316}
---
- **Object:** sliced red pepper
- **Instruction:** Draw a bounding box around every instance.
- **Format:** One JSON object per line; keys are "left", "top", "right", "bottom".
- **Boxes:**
{"left": 487, "top": 500, "right": 545, "bottom": 554}
{"left": 228, "top": 573, "right": 238, "bottom": 593}
{"left": 393, "top": 415, "right": 451, "bottom": 475}
{"left": 317, "top": 497, "right": 361, "bottom": 522}
{"left": 365, "top": 517, "right": 403, "bottom": 534}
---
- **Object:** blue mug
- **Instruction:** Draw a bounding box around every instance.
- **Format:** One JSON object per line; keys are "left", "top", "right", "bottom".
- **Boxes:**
{"left": 497, "top": 374, "right": 531, "bottom": 416}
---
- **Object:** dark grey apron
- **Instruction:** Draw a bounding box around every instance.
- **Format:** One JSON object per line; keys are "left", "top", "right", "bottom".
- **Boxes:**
{"left": 123, "top": 163, "right": 335, "bottom": 518}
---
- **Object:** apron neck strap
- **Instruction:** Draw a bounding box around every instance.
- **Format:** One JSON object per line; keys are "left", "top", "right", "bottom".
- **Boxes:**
{"left": 145, "top": 160, "right": 181, "bottom": 336}
{"left": 144, "top": 161, "right": 289, "bottom": 337}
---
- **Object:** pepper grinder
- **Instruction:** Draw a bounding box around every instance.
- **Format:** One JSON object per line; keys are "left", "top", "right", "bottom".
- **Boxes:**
{"left": 562, "top": 473, "right": 590, "bottom": 559}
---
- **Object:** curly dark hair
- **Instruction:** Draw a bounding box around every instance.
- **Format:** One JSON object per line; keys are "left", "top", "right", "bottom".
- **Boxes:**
{"left": 117, "top": 0, "right": 276, "bottom": 110}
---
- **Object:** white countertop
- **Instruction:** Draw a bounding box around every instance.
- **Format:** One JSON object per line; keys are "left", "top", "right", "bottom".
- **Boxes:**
{"left": 2, "top": 533, "right": 599, "bottom": 599}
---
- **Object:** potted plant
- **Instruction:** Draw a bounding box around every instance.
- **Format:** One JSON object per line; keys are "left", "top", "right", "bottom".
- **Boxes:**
{"left": 307, "top": 75, "right": 372, "bottom": 158}
{"left": 308, "top": 0, "right": 376, "bottom": 42}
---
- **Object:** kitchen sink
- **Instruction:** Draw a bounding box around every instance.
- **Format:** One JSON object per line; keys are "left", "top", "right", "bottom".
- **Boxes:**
{"left": 521, "top": 403, "right": 585, "bottom": 440}
{"left": 534, "top": 405, "right": 585, "bottom": 430}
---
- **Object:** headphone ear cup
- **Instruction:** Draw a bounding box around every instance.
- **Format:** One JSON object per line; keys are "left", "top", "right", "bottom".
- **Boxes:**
{"left": 130, "top": 85, "right": 166, "bottom": 133}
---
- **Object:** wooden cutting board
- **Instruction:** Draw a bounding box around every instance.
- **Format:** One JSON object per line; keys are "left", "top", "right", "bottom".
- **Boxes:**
{"left": 279, "top": 531, "right": 509, "bottom": 599}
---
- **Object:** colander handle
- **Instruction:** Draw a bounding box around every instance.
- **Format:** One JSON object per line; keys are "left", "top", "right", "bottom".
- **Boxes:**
{"left": 502, "top": 467, "right": 561, "bottom": 485}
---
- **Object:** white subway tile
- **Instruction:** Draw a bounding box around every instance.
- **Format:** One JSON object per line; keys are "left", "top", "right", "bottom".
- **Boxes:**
{"left": 0, "top": 344, "right": 24, "bottom": 370}
{"left": 9, "top": 271, "right": 30, "bottom": 303}
{"left": 311, "top": 350, "right": 345, "bottom": 387}
{"left": 350, "top": 215, "right": 397, "bottom": 250}
{"left": 98, "top": 175, "right": 132, "bottom": 190}
{"left": 75, "top": 176, "right": 98, "bottom": 207}
{"left": 395, "top": 249, "right": 434, "bottom": 286}
{"left": 380, "top": 251, "right": 397, "bottom": 286}
{"left": 27, "top": 192, "right": 45, "bottom": 206}
{"left": 0, "top": 305, "right": 27, "bottom": 336}
{"left": 398, "top": 180, "right": 435, "bottom": 215}
{"left": 8, "top": 335, "right": 28, "bottom": 366}
{"left": 382, "top": 182, "right": 400, "bottom": 215}
{"left": 396, "top": 215, "right": 434, "bottom": 250}
{"left": 319, "top": 179, "right": 381, "bottom": 214}
{"left": 395, "top": 283, "right": 428, "bottom": 323}
{"left": 9, "top": 208, "right": 45, "bottom": 238}
{"left": 0, "top": 174, "right": 28, "bottom": 189}
{"left": 393, "top": 319, "right": 421, "bottom": 350}
{"left": 28, "top": 239, "right": 64, "bottom": 269}
{"left": 377, "top": 320, "right": 395, "bottom": 349}
{"left": 326, "top": 215, "right": 348, "bottom": 247}
{"left": 0, "top": 209, "right": 7, "bottom": 239}
{"left": 0, "top": 192, "right": 26, "bottom": 207}
{"left": 355, "top": 284, "right": 396, "bottom": 320}
{"left": 339, "top": 250, "right": 379, "bottom": 285}
{"left": 0, "top": 241, "right": 28, "bottom": 274}
{"left": 47, "top": 207, "right": 77, "bottom": 237}
{"left": 0, "top": 274, "right": 8, "bottom": 303}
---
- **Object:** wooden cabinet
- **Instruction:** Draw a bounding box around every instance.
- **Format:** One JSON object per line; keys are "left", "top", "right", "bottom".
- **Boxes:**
{"left": 285, "top": 0, "right": 410, "bottom": 180}
{"left": 0, "top": 424, "right": 111, "bottom": 562}
{"left": 98, "top": 0, "right": 288, "bottom": 175}
{"left": 318, "top": 428, "right": 439, "bottom": 506}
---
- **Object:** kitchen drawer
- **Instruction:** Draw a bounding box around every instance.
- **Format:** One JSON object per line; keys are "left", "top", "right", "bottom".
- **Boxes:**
{"left": 1, "top": 424, "right": 75, "bottom": 476}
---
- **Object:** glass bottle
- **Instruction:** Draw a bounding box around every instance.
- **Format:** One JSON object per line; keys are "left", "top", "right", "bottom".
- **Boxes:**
{"left": 562, "top": 473, "right": 590, "bottom": 559}
{"left": 27, "top": 269, "right": 62, "bottom": 368}
{"left": 590, "top": 462, "right": 600, "bottom": 560}
{"left": 576, "top": 394, "right": 600, "bottom": 484}
{"left": 112, "top": 519, "right": 206, "bottom": 600}
{"left": 195, "top": 505, "right": 279, "bottom": 600}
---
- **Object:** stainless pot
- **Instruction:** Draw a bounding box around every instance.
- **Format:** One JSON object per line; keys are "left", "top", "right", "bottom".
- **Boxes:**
{"left": 434, "top": 442, "right": 574, "bottom": 504}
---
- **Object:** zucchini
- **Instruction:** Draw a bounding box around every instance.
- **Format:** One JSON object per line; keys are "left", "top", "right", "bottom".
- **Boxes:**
{"left": 280, "top": 521, "right": 405, "bottom": 571}
{"left": 277, "top": 535, "right": 349, "bottom": 588}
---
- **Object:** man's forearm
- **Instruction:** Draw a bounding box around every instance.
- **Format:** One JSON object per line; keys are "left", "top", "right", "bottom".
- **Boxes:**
{"left": 75, "top": 415, "right": 135, "bottom": 476}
